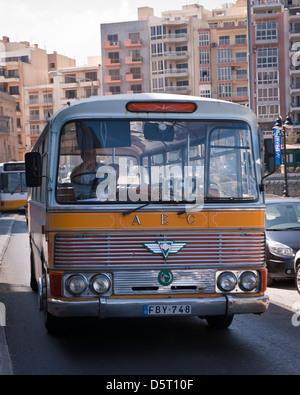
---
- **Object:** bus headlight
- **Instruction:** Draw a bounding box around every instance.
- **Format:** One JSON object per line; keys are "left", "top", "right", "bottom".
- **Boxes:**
{"left": 239, "top": 271, "right": 258, "bottom": 292}
{"left": 90, "top": 274, "right": 111, "bottom": 295}
{"left": 66, "top": 275, "right": 88, "bottom": 296}
{"left": 217, "top": 272, "right": 237, "bottom": 292}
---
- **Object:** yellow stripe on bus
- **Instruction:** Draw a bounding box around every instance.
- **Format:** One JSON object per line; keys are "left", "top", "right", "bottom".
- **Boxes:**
{"left": 47, "top": 210, "right": 264, "bottom": 231}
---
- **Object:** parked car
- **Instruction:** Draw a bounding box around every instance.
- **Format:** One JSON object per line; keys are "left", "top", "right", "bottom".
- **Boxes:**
{"left": 265, "top": 197, "right": 300, "bottom": 286}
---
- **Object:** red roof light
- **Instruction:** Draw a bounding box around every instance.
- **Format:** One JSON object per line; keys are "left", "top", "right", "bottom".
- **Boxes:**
{"left": 126, "top": 101, "right": 197, "bottom": 113}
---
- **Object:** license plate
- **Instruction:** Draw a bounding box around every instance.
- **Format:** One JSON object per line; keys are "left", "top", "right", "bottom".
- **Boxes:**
{"left": 143, "top": 304, "right": 191, "bottom": 315}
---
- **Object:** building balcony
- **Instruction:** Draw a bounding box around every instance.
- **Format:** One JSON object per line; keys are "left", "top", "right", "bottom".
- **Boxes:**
{"left": 291, "top": 84, "right": 300, "bottom": 93}
{"left": 290, "top": 102, "right": 300, "bottom": 112}
{"left": 162, "top": 33, "right": 188, "bottom": 43}
{"left": 162, "top": 68, "right": 189, "bottom": 77}
{"left": 218, "top": 74, "right": 248, "bottom": 84}
{"left": 125, "top": 56, "right": 143, "bottom": 65}
{"left": 103, "top": 40, "right": 121, "bottom": 50}
{"left": 255, "top": 37, "right": 278, "bottom": 45}
{"left": 161, "top": 17, "right": 189, "bottom": 25}
{"left": 252, "top": 0, "right": 283, "bottom": 12}
{"left": 218, "top": 91, "right": 249, "bottom": 102}
{"left": 289, "top": 30, "right": 300, "bottom": 40}
{"left": 160, "top": 51, "right": 189, "bottom": 60}
{"left": 103, "top": 58, "right": 122, "bottom": 68}
{"left": 218, "top": 57, "right": 248, "bottom": 66}
{"left": 0, "top": 75, "right": 20, "bottom": 83}
{"left": 27, "top": 98, "right": 54, "bottom": 106}
{"left": 104, "top": 75, "right": 122, "bottom": 84}
{"left": 290, "top": 65, "right": 300, "bottom": 74}
{"left": 124, "top": 39, "right": 142, "bottom": 48}
{"left": 125, "top": 73, "right": 143, "bottom": 83}
{"left": 153, "top": 85, "right": 191, "bottom": 94}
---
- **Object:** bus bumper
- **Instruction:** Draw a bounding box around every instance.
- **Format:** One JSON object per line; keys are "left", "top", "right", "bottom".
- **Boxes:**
{"left": 47, "top": 294, "right": 269, "bottom": 318}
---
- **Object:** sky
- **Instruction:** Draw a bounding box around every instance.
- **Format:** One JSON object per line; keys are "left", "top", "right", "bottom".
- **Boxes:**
{"left": 0, "top": 0, "right": 233, "bottom": 66}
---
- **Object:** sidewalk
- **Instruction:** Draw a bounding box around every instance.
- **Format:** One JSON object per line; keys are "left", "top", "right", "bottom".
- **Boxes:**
{"left": 0, "top": 212, "right": 14, "bottom": 375}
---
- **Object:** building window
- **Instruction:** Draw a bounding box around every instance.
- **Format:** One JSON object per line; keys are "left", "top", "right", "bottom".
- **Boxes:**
{"left": 218, "top": 48, "right": 231, "bottom": 63}
{"left": 29, "top": 94, "right": 39, "bottom": 104}
{"left": 44, "top": 109, "right": 53, "bottom": 119}
{"left": 199, "top": 31, "right": 210, "bottom": 47}
{"left": 199, "top": 50, "right": 210, "bottom": 65}
{"left": 65, "top": 90, "right": 77, "bottom": 99}
{"left": 218, "top": 66, "right": 231, "bottom": 81}
{"left": 219, "top": 35, "right": 230, "bottom": 45}
{"left": 150, "top": 25, "right": 164, "bottom": 40}
{"left": 108, "top": 52, "right": 120, "bottom": 64}
{"left": 218, "top": 83, "right": 232, "bottom": 98}
{"left": 257, "top": 87, "right": 279, "bottom": 102}
{"left": 130, "top": 84, "right": 142, "bottom": 93}
{"left": 8, "top": 69, "right": 19, "bottom": 78}
{"left": 43, "top": 93, "right": 53, "bottom": 104}
{"left": 223, "top": 21, "right": 235, "bottom": 28}
{"left": 64, "top": 74, "right": 76, "bottom": 84}
{"left": 9, "top": 86, "right": 19, "bottom": 95}
{"left": 235, "top": 35, "right": 246, "bottom": 44}
{"left": 107, "top": 34, "right": 119, "bottom": 45}
{"left": 85, "top": 72, "right": 98, "bottom": 81}
{"left": 257, "top": 104, "right": 279, "bottom": 119}
{"left": 257, "top": 70, "right": 278, "bottom": 85}
{"left": 256, "top": 48, "right": 278, "bottom": 68}
{"left": 236, "top": 69, "right": 248, "bottom": 80}
{"left": 237, "top": 86, "right": 248, "bottom": 96}
{"left": 200, "top": 88, "right": 211, "bottom": 98}
{"left": 109, "top": 86, "right": 121, "bottom": 94}
{"left": 30, "top": 109, "right": 40, "bottom": 121}
{"left": 200, "top": 68, "right": 210, "bottom": 82}
{"left": 256, "top": 22, "right": 277, "bottom": 41}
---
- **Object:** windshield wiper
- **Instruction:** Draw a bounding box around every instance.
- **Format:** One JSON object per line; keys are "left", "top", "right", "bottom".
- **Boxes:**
{"left": 122, "top": 203, "right": 152, "bottom": 216}
{"left": 267, "top": 226, "right": 300, "bottom": 231}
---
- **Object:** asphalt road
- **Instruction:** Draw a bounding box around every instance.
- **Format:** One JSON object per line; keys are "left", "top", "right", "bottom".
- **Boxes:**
{"left": 0, "top": 213, "right": 300, "bottom": 376}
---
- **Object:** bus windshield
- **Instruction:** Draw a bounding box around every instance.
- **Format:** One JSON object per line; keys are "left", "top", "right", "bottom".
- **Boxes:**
{"left": 0, "top": 172, "right": 28, "bottom": 194}
{"left": 56, "top": 119, "right": 258, "bottom": 206}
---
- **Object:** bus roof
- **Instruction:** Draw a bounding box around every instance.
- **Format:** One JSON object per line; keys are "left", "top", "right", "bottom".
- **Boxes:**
{"left": 50, "top": 93, "right": 257, "bottom": 126}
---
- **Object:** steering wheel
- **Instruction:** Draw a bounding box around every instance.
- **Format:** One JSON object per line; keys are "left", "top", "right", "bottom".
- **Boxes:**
{"left": 71, "top": 171, "right": 97, "bottom": 186}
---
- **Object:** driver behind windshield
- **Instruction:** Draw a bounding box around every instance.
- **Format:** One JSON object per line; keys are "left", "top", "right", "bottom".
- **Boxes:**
{"left": 71, "top": 149, "right": 102, "bottom": 199}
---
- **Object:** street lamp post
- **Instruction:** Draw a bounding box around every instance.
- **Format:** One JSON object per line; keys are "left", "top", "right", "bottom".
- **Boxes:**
{"left": 48, "top": 70, "right": 95, "bottom": 96}
{"left": 273, "top": 114, "right": 294, "bottom": 198}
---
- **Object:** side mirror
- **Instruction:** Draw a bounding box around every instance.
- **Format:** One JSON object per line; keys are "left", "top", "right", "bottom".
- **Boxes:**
{"left": 264, "top": 138, "right": 276, "bottom": 176}
{"left": 144, "top": 122, "right": 174, "bottom": 142}
{"left": 25, "top": 152, "right": 42, "bottom": 187}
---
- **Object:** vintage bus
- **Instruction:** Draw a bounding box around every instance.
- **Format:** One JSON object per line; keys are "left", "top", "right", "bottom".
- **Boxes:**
{"left": 0, "top": 161, "right": 28, "bottom": 212}
{"left": 25, "top": 94, "right": 274, "bottom": 334}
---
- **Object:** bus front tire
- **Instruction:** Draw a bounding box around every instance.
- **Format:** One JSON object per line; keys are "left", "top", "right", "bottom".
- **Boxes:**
{"left": 204, "top": 314, "right": 234, "bottom": 329}
{"left": 45, "top": 312, "right": 70, "bottom": 336}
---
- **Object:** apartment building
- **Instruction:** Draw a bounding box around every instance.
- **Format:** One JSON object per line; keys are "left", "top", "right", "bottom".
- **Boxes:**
{"left": 148, "top": 4, "right": 210, "bottom": 95}
{"left": 100, "top": 4, "right": 250, "bottom": 101}
{"left": 202, "top": 0, "right": 248, "bottom": 104}
{"left": 0, "top": 36, "right": 76, "bottom": 157}
{"left": 0, "top": 91, "right": 18, "bottom": 162}
{"left": 287, "top": 0, "right": 300, "bottom": 137}
{"left": 101, "top": 11, "right": 151, "bottom": 95}
{"left": 50, "top": 63, "right": 101, "bottom": 112}
{"left": 23, "top": 84, "right": 54, "bottom": 148}
{"left": 251, "top": 0, "right": 289, "bottom": 138}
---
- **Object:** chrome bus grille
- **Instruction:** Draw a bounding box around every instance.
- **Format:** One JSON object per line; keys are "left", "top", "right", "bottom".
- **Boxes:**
{"left": 54, "top": 231, "right": 265, "bottom": 267}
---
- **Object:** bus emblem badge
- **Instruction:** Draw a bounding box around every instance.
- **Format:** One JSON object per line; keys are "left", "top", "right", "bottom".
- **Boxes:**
{"left": 158, "top": 270, "right": 173, "bottom": 286}
{"left": 143, "top": 241, "right": 186, "bottom": 261}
